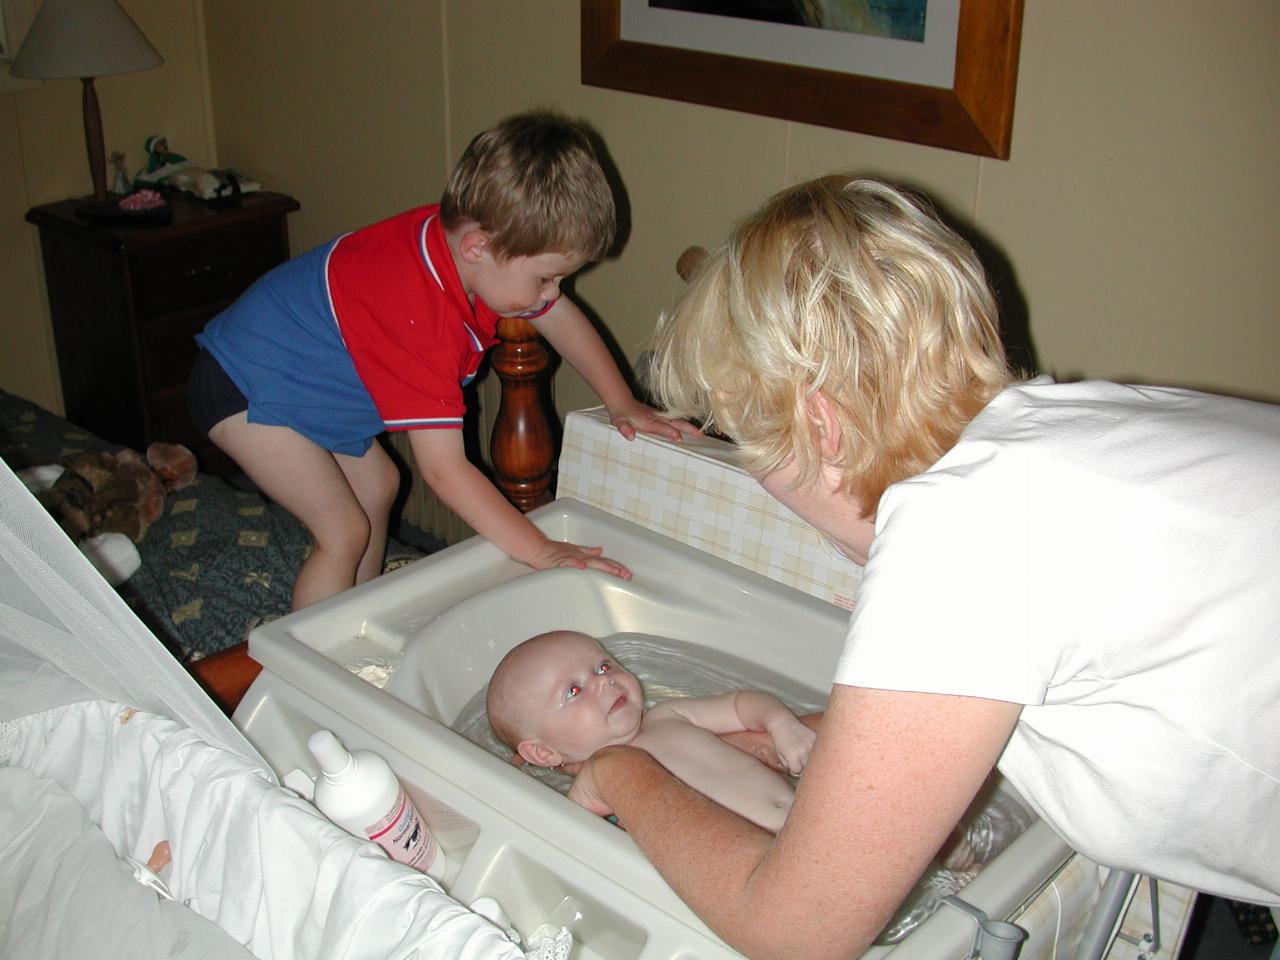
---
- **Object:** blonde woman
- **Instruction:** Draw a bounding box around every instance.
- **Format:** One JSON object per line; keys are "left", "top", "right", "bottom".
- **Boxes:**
{"left": 569, "top": 176, "right": 1280, "bottom": 959}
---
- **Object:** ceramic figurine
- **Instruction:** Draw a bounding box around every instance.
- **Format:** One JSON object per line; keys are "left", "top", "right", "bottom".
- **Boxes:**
{"left": 109, "top": 151, "right": 132, "bottom": 195}
{"left": 134, "top": 135, "right": 189, "bottom": 185}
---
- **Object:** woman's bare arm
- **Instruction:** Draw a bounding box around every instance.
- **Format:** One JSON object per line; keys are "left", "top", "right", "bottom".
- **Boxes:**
{"left": 571, "top": 685, "right": 1021, "bottom": 960}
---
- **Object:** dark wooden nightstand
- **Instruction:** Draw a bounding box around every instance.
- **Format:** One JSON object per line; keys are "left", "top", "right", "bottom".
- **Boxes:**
{"left": 26, "top": 190, "right": 300, "bottom": 475}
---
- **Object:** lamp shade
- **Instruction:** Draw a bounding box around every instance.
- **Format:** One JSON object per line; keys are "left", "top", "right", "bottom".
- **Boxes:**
{"left": 11, "top": 0, "right": 163, "bottom": 80}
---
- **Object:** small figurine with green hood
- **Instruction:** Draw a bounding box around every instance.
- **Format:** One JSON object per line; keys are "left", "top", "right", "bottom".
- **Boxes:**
{"left": 134, "top": 135, "right": 189, "bottom": 185}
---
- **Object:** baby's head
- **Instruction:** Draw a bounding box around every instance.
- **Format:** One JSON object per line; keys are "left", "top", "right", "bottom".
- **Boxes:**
{"left": 486, "top": 630, "right": 644, "bottom": 768}
{"left": 440, "top": 110, "right": 616, "bottom": 263}
{"left": 648, "top": 175, "right": 1013, "bottom": 515}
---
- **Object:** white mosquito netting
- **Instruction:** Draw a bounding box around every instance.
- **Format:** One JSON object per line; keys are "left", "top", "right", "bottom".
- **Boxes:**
{"left": 0, "top": 456, "right": 527, "bottom": 960}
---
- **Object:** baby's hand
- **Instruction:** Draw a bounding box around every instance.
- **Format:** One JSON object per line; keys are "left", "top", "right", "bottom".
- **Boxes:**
{"left": 607, "top": 398, "right": 702, "bottom": 444}
{"left": 527, "top": 539, "right": 632, "bottom": 580}
{"left": 767, "top": 717, "right": 816, "bottom": 777}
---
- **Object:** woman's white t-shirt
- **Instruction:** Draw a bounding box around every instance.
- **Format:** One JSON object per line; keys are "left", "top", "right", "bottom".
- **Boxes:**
{"left": 836, "top": 379, "right": 1279, "bottom": 904}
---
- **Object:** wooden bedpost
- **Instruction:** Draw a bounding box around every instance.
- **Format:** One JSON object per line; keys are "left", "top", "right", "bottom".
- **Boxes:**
{"left": 676, "top": 245, "right": 707, "bottom": 281}
{"left": 491, "top": 316, "right": 556, "bottom": 512}
{"left": 488, "top": 247, "right": 709, "bottom": 514}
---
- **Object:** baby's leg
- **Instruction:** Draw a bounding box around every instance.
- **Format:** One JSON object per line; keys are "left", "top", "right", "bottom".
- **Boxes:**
{"left": 334, "top": 442, "right": 400, "bottom": 585}
{"left": 209, "top": 413, "right": 377, "bottom": 608}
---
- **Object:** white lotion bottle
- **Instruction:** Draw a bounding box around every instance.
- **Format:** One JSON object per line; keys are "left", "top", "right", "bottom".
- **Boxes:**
{"left": 308, "top": 729, "right": 447, "bottom": 880}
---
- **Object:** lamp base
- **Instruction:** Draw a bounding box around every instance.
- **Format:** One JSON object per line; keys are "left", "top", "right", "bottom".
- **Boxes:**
{"left": 82, "top": 76, "right": 108, "bottom": 202}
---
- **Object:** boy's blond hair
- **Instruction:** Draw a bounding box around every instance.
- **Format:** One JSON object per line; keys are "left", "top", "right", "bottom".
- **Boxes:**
{"left": 649, "top": 175, "right": 1013, "bottom": 515}
{"left": 440, "top": 111, "right": 616, "bottom": 261}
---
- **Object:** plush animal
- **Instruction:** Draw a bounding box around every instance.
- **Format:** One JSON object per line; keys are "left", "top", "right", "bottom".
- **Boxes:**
{"left": 39, "top": 443, "right": 197, "bottom": 545}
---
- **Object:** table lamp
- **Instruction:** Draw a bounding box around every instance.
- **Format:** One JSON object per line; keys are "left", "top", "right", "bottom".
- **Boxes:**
{"left": 11, "top": 0, "right": 163, "bottom": 201}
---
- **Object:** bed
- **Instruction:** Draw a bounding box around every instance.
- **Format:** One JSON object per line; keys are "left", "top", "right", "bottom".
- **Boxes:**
{"left": 0, "top": 387, "right": 430, "bottom": 706}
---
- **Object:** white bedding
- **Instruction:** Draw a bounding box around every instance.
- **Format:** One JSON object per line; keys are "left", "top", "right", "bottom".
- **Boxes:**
{"left": 0, "top": 764, "right": 254, "bottom": 959}
{"left": 0, "top": 701, "right": 524, "bottom": 960}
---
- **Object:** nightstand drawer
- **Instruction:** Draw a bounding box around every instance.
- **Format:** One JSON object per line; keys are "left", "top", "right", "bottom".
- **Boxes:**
{"left": 141, "top": 304, "right": 227, "bottom": 390}
{"left": 132, "top": 219, "right": 285, "bottom": 317}
{"left": 27, "top": 191, "right": 298, "bottom": 460}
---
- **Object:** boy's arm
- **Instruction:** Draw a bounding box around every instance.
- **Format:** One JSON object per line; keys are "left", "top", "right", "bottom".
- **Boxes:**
{"left": 653, "top": 692, "right": 816, "bottom": 776}
{"left": 528, "top": 299, "right": 701, "bottom": 442}
{"left": 408, "top": 429, "right": 630, "bottom": 578}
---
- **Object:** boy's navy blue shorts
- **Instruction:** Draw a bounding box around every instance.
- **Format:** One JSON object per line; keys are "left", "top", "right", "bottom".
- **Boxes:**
{"left": 186, "top": 348, "right": 248, "bottom": 440}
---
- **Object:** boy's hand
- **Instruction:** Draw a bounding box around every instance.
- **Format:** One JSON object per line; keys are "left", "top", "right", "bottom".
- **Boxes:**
{"left": 766, "top": 717, "right": 817, "bottom": 777}
{"left": 606, "top": 397, "right": 703, "bottom": 443}
{"left": 526, "top": 538, "right": 633, "bottom": 580}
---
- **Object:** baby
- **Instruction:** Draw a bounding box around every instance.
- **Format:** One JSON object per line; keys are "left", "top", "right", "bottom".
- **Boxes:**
{"left": 485, "top": 630, "right": 815, "bottom": 833}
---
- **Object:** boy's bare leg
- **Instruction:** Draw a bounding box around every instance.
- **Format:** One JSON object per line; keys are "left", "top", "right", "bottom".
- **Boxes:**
{"left": 209, "top": 413, "right": 377, "bottom": 609}
{"left": 334, "top": 441, "right": 400, "bottom": 585}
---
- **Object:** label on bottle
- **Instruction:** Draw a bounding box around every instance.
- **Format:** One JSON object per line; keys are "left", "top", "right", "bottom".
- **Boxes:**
{"left": 364, "top": 786, "right": 440, "bottom": 873}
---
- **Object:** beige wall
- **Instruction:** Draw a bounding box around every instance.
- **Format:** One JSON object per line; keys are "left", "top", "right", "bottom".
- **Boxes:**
{"left": 5, "top": 0, "right": 1277, "bottom": 422}
{"left": 201, "top": 0, "right": 449, "bottom": 253}
{"left": 1, "top": 0, "right": 213, "bottom": 412}
{"left": 436, "top": 0, "right": 1280, "bottom": 408}
{"left": 982, "top": 3, "right": 1280, "bottom": 398}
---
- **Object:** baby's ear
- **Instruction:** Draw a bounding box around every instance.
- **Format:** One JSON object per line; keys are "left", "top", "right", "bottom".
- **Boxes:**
{"left": 517, "top": 740, "right": 563, "bottom": 768}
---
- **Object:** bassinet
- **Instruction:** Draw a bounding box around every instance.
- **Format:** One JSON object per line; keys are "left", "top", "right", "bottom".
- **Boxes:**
{"left": 0, "top": 456, "right": 527, "bottom": 959}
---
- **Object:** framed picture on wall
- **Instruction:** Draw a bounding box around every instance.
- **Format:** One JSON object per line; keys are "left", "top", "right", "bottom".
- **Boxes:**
{"left": 581, "top": 0, "right": 1024, "bottom": 159}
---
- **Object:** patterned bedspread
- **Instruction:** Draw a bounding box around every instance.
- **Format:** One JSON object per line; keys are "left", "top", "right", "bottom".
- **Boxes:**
{"left": 0, "top": 390, "right": 425, "bottom": 662}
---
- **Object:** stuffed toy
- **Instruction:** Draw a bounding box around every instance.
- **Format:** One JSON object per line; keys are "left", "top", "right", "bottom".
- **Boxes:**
{"left": 24, "top": 443, "right": 198, "bottom": 587}
{"left": 39, "top": 443, "right": 197, "bottom": 544}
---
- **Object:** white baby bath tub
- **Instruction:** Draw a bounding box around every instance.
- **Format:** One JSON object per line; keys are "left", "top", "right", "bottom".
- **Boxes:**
{"left": 233, "top": 498, "right": 1073, "bottom": 959}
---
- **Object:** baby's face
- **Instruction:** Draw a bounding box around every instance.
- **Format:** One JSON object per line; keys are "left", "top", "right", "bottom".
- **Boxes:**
{"left": 519, "top": 631, "right": 644, "bottom": 764}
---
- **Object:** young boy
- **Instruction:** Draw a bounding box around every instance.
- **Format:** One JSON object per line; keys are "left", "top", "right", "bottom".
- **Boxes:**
{"left": 188, "top": 112, "right": 696, "bottom": 609}
{"left": 485, "top": 629, "right": 815, "bottom": 833}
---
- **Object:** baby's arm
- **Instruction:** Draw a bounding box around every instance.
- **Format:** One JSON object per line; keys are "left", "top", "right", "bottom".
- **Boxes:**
{"left": 633, "top": 714, "right": 798, "bottom": 833}
{"left": 650, "top": 692, "right": 816, "bottom": 776}
{"left": 529, "top": 300, "right": 700, "bottom": 442}
{"left": 408, "top": 429, "right": 630, "bottom": 578}
{"left": 720, "top": 711, "right": 824, "bottom": 772}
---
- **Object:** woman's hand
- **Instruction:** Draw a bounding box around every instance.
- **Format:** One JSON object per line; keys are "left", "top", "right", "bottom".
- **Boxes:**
{"left": 567, "top": 747, "right": 629, "bottom": 817}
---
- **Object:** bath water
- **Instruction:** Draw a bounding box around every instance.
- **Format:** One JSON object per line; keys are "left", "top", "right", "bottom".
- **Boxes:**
{"left": 452, "top": 631, "right": 826, "bottom": 794}
{"left": 451, "top": 630, "right": 1033, "bottom": 945}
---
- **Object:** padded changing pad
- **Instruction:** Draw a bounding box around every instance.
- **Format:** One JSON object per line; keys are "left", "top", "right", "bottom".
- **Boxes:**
{"left": 0, "top": 700, "right": 525, "bottom": 960}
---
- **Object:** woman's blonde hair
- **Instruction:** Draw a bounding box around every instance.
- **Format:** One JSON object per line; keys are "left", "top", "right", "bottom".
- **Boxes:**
{"left": 649, "top": 175, "right": 1013, "bottom": 514}
{"left": 440, "top": 111, "right": 616, "bottom": 261}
